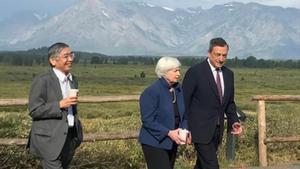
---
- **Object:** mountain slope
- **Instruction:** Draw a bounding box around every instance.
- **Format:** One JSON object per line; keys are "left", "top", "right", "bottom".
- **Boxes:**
{"left": 1, "top": 0, "right": 300, "bottom": 59}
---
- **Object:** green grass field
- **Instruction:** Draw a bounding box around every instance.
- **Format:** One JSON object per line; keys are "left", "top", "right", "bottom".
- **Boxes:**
{"left": 0, "top": 64, "right": 299, "bottom": 168}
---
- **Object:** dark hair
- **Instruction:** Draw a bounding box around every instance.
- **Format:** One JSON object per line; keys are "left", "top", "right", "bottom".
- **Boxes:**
{"left": 48, "top": 42, "right": 69, "bottom": 66}
{"left": 208, "top": 37, "right": 229, "bottom": 53}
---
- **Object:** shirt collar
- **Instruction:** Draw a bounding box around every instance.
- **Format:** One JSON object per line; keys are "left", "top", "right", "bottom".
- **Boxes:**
{"left": 207, "top": 58, "right": 221, "bottom": 72}
{"left": 159, "top": 77, "right": 180, "bottom": 90}
{"left": 53, "top": 68, "right": 72, "bottom": 82}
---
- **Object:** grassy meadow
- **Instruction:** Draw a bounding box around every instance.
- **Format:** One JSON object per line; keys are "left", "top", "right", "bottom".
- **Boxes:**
{"left": 0, "top": 64, "right": 300, "bottom": 168}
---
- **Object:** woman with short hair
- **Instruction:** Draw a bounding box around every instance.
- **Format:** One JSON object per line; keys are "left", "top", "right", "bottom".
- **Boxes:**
{"left": 139, "top": 56, "right": 190, "bottom": 169}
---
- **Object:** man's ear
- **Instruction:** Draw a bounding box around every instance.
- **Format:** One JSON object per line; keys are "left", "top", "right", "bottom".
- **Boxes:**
{"left": 49, "top": 58, "right": 56, "bottom": 67}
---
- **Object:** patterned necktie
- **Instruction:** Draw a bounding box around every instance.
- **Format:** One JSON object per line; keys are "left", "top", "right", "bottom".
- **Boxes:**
{"left": 216, "top": 68, "right": 223, "bottom": 104}
{"left": 63, "top": 77, "right": 69, "bottom": 98}
{"left": 65, "top": 75, "right": 74, "bottom": 127}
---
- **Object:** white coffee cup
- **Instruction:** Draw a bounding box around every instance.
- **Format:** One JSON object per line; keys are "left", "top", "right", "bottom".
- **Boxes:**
{"left": 67, "top": 114, "right": 74, "bottom": 127}
{"left": 69, "top": 89, "right": 79, "bottom": 97}
{"left": 179, "top": 128, "right": 189, "bottom": 144}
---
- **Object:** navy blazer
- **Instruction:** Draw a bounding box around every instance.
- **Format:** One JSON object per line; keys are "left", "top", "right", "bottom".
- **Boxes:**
{"left": 139, "top": 78, "right": 188, "bottom": 150}
{"left": 182, "top": 59, "right": 239, "bottom": 144}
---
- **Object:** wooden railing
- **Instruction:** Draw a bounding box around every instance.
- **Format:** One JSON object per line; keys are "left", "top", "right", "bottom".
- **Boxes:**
{"left": 0, "top": 95, "right": 240, "bottom": 161}
{"left": 0, "top": 95, "right": 140, "bottom": 106}
{"left": 0, "top": 130, "right": 139, "bottom": 146}
{"left": 252, "top": 95, "right": 300, "bottom": 167}
{"left": 0, "top": 95, "right": 140, "bottom": 146}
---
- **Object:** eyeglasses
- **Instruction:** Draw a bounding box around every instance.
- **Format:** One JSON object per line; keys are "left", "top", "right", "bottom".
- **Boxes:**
{"left": 61, "top": 52, "right": 75, "bottom": 60}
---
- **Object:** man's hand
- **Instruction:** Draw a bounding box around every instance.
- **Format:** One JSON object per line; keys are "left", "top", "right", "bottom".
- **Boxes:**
{"left": 59, "top": 96, "right": 78, "bottom": 108}
{"left": 231, "top": 122, "right": 243, "bottom": 135}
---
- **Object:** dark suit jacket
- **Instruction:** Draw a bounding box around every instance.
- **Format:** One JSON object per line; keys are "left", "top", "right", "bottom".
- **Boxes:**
{"left": 182, "top": 59, "right": 238, "bottom": 144}
{"left": 27, "top": 69, "right": 83, "bottom": 160}
{"left": 139, "top": 78, "right": 188, "bottom": 150}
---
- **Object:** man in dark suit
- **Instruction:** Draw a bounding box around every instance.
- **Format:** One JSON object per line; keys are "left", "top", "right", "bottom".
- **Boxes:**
{"left": 27, "top": 42, "right": 83, "bottom": 169}
{"left": 182, "top": 37, "right": 243, "bottom": 169}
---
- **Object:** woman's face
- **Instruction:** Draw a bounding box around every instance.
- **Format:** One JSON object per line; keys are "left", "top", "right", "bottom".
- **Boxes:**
{"left": 164, "top": 67, "right": 181, "bottom": 85}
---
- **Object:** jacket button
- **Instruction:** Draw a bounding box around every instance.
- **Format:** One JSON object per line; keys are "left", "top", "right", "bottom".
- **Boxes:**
{"left": 64, "top": 132, "right": 67, "bottom": 135}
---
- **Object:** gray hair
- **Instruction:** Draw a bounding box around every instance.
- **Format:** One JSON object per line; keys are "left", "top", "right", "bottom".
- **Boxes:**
{"left": 48, "top": 42, "right": 69, "bottom": 67}
{"left": 155, "top": 56, "right": 181, "bottom": 78}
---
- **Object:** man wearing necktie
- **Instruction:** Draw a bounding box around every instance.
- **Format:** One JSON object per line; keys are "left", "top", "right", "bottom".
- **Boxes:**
{"left": 182, "top": 37, "right": 243, "bottom": 169}
{"left": 27, "top": 42, "right": 83, "bottom": 169}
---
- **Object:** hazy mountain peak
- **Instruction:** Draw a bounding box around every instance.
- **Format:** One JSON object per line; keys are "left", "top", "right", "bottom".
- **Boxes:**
{"left": 102, "top": 10, "right": 110, "bottom": 18}
{"left": 137, "top": 2, "right": 155, "bottom": 8}
{"left": 185, "top": 7, "right": 203, "bottom": 14}
{"left": 224, "top": 1, "right": 244, "bottom": 7}
{"left": 33, "top": 13, "right": 48, "bottom": 21}
{"left": 162, "top": 6, "right": 175, "bottom": 12}
{"left": 74, "top": 0, "right": 107, "bottom": 10}
{"left": 1, "top": 1, "right": 300, "bottom": 59}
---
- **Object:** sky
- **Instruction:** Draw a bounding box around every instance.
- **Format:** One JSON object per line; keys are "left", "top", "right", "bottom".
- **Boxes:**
{"left": 1, "top": 0, "right": 299, "bottom": 20}
{"left": 1, "top": 0, "right": 77, "bottom": 19}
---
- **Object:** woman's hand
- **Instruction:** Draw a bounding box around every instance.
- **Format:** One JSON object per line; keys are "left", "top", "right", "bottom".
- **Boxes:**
{"left": 186, "top": 132, "right": 192, "bottom": 144}
{"left": 168, "top": 129, "right": 181, "bottom": 144}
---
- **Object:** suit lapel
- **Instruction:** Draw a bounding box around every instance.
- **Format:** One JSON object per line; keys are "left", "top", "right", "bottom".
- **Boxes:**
{"left": 222, "top": 69, "right": 230, "bottom": 105}
{"left": 69, "top": 78, "right": 76, "bottom": 89}
{"left": 203, "top": 61, "right": 220, "bottom": 103}
{"left": 49, "top": 69, "right": 63, "bottom": 100}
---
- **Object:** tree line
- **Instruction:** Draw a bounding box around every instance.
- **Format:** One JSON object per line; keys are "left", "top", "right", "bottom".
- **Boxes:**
{"left": 0, "top": 48, "right": 300, "bottom": 69}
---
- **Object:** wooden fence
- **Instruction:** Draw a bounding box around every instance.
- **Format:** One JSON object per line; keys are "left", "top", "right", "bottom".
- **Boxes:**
{"left": 0, "top": 95, "right": 239, "bottom": 161}
{"left": 0, "top": 95, "right": 140, "bottom": 106}
{"left": 0, "top": 95, "right": 140, "bottom": 146}
{"left": 252, "top": 95, "right": 300, "bottom": 167}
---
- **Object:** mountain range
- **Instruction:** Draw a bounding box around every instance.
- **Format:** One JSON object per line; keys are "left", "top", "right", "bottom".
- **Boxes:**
{"left": 0, "top": 0, "right": 300, "bottom": 59}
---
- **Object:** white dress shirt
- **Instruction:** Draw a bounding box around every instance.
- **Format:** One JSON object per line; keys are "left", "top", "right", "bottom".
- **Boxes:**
{"left": 207, "top": 58, "right": 224, "bottom": 96}
{"left": 53, "top": 68, "right": 74, "bottom": 127}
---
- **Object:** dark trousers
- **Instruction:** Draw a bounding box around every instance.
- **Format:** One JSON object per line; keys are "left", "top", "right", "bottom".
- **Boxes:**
{"left": 194, "top": 126, "right": 221, "bottom": 169}
{"left": 142, "top": 143, "right": 178, "bottom": 169}
{"left": 42, "top": 128, "right": 77, "bottom": 169}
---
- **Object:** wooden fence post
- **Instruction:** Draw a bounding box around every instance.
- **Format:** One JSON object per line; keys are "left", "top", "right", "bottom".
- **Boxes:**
{"left": 258, "top": 100, "right": 267, "bottom": 166}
